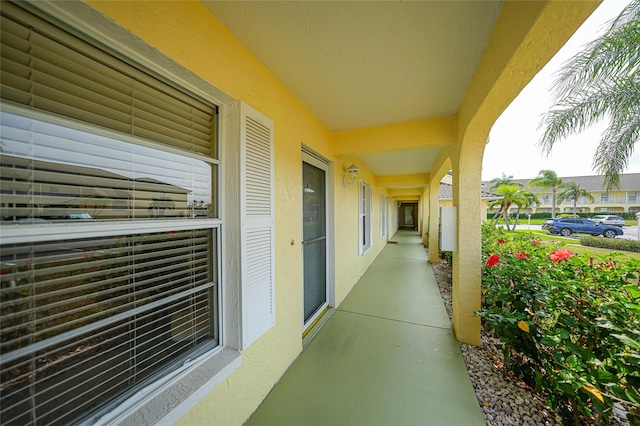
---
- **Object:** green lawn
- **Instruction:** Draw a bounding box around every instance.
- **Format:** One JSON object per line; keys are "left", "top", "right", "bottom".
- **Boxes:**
{"left": 492, "top": 218, "right": 639, "bottom": 226}
{"left": 493, "top": 218, "right": 547, "bottom": 225}
{"left": 511, "top": 229, "right": 640, "bottom": 261}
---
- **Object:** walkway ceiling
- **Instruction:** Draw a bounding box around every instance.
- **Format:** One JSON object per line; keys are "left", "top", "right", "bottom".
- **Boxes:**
{"left": 201, "top": 1, "right": 504, "bottom": 185}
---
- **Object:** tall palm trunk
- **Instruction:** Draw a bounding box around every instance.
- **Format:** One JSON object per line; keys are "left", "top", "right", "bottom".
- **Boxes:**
{"left": 513, "top": 210, "right": 521, "bottom": 229}
{"left": 502, "top": 202, "right": 512, "bottom": 231}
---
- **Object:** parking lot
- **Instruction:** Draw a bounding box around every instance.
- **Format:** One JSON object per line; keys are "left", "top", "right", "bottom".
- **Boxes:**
{"left": 516, "top": 223, "right": 639, "bottom": 240}
{"left": 619, "top": 224, "right": 639, "bottom": 240}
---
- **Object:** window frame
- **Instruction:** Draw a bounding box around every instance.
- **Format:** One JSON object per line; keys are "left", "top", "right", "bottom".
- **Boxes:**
{"left": 0, "top": 97, "right": 223, "bottom": 426}
{"left": 379, "top": 193, "right": 387, "bottom": 239}
{"left": 359, "top": 181, "right": 373, "bottom": 255}
{"left": 0, "top": 1, "right": 244, "bottom": 424}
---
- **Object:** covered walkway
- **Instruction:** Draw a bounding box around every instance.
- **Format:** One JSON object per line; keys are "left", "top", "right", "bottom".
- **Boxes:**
{"left": 246, "top": 230, "right": 485, "bottom": 425}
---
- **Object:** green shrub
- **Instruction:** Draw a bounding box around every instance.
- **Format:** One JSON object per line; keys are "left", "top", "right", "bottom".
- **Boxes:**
{"left": 580, "top": 236, "right": 640, "bottom": 253}
{"left": 479, "top": 224, "right": 640, "bottom": 424}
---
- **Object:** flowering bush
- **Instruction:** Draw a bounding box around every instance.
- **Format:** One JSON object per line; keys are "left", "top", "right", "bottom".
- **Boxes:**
{"left": 479, "top": 223, "right": 640, "bottom": 424}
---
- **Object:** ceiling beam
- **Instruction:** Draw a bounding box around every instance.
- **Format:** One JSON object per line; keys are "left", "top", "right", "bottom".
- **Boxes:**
{"left": 376, "top": 174, "right": 429, "bottom": 188}
{"left": 388, "top": 188, "right": 423, "bottom": 198}
{"left": 332, "top": 115, "right": 457, "bottom": 157}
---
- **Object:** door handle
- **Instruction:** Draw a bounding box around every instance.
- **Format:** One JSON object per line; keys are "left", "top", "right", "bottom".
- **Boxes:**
{"left": 301, "top": 236, "right": 326, "bottom": 246}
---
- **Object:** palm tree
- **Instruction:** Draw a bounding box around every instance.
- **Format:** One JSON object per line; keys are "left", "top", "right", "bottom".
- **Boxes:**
{"left": 489, "top": 173, "right": 514, "bottom": 191}
{"left": 538, "top": 0, "right": 640, "bottom": 190}
{"left": 488, "top": 183, "right": 532, "bottom": 231}
{"left": 511, "top": 189, "right": 539, "bottom": 228}
{"left": 529, "top": 169, "right": 563, "bottom": 219}
{"left": 557, "top": 181, "right": 594, "bottom": 217}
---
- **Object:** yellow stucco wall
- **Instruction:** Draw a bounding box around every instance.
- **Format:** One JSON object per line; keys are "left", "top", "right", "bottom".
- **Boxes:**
{"left": 84, "top": 1, "right": 389, "bottom": 424}
{"left": 332, "top": 116, "right": 456, "bottom": 156}
{"left": 75, "top": 0, "right": 602, "bottom": 422}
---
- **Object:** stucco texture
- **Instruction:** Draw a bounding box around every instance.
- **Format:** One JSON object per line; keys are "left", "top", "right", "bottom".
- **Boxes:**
{"left": 84, "top": 1, "right": 389, "bottom": 424}
{"left": 82, "top": 0, "right": 600, "bottom": 422}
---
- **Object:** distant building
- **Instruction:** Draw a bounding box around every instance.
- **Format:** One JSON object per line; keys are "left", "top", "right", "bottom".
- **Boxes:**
{"left": 439, "top": 182, "right": 500, "bottom": 219}
{"left": 481, "top": 173, "right": 640, "bottom": 215}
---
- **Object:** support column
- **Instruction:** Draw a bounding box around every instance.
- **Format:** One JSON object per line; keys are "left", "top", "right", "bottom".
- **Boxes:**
{"left": 451, "top": 143, "right": 483, "bottom": 346}
{"left": 422, "top": 187, "right": 430, "bottom": 246}
{"left": 428, "top": 178, "right": 440, "bottom": 264}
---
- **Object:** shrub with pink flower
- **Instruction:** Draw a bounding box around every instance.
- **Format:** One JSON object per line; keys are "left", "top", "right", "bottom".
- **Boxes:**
{"left": 479, "top": 223, "right": 640, "bottom": 424}
{"left": 548, "top": 248, "right": 574, "bottom": 263}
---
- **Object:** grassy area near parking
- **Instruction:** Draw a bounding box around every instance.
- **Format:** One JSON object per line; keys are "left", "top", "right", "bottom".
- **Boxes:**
{"left": 491, "top": 218, "right": 638, "bottom": 226}
{"left": 512, "top": 229, "right": 640, "bottom": 261}
{"left": 492, "top": 218, "right": 547, "bottom": 225}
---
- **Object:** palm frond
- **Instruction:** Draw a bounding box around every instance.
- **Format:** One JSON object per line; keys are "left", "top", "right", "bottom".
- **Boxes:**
{"left": 539, "top": 1, "right": 640, "bottom": 188}
{"left": 593, "top": 107, "right": 640, "bottom": 189}
{"left": 555, "top": 21, "right": 640, "bottom": 97}
{"left": 539, "top": 77, "right": 640, "bottom": 153}
{"left": 608, "top": 0, "right": 640, "bottom": 29}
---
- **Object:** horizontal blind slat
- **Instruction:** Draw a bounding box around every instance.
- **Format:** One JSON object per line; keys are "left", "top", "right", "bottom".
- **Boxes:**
{"left": 1, "top": 5, "right": 219, "bottom": 425}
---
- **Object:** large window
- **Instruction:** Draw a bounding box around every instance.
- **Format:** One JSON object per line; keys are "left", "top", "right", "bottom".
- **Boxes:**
{"left": 379, "top": 193, "right": 387, "bottom": 238}
{"left": 0, "top": 4, "right": 220, "bottom": 425}
{"left": 359, "top": 182, "right": 373, "bottom": 254}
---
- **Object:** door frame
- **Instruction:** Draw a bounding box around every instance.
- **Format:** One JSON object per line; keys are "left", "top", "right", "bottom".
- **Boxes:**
{"left": 301, "top": 147, "right": 335, "bottom": 332}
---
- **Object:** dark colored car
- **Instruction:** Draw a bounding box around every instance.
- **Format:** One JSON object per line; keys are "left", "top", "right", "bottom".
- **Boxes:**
{"left": 542, "top": 218, "right": 623, "bottom": 238}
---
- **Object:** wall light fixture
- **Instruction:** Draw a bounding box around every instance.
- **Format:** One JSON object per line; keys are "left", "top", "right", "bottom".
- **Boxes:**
{"left": 343, "top": 163, "right": 360, "bottom": 186}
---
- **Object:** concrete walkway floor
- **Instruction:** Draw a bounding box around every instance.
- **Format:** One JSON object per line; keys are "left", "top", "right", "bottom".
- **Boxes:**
{"left": 246, "top": 230, "right": 485, "bottom": 426}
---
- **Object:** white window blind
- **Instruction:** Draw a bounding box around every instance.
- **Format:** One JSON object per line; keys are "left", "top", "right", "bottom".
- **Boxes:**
{"left": 240, "top": 102, "right": 275, "bottom": 349}
{"left": 0, "top": 4, "right": 220, "bottom": 425}
{"left": 0, "top": 3, "right": 216, "bottom": 158}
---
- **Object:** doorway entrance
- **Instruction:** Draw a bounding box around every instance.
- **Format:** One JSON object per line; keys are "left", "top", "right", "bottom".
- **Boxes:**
{"left": 302, "top": 152, "right": 332, "bottom": 330}
{"left": 399, "top": 203, "right": 418, "bottom": 229}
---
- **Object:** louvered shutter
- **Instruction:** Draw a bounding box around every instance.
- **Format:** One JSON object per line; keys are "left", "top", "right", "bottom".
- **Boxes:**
{"left": 240, "top": 102, "right": 275, "bottom": 349}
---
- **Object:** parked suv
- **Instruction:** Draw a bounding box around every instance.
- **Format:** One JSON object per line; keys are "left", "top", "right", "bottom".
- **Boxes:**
{"left": 591, "top": 214, "right": 625, "bottom": 227}
{"left": 542, "top": 218, "right": 623, "bottom": 238}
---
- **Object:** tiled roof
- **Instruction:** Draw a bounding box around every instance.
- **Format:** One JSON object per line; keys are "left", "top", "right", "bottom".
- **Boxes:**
{"left": 481, "top": 173, "right": 640, "bottom": 193}
{"left": 439, "top": 182, "right": 499, "bottom": 199}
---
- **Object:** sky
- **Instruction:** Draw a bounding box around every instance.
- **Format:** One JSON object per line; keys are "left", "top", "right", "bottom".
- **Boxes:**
{"left": 481, "top": 0, "right": 639, "bottom": 182}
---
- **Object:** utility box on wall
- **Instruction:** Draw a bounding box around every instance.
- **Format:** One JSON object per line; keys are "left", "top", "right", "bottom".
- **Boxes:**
{"left": 440, "top": 207, "right": 457, "bottom": 252}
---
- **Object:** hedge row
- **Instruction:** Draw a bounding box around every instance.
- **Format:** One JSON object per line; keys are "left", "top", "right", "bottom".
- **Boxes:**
{"left": 579, "top": 235, "right": 640, "bottom": 253}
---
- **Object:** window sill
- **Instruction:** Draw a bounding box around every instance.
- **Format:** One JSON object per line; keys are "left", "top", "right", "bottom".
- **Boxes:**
{"left": 95, "top": 347, "right": 242, "bottom": 426}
